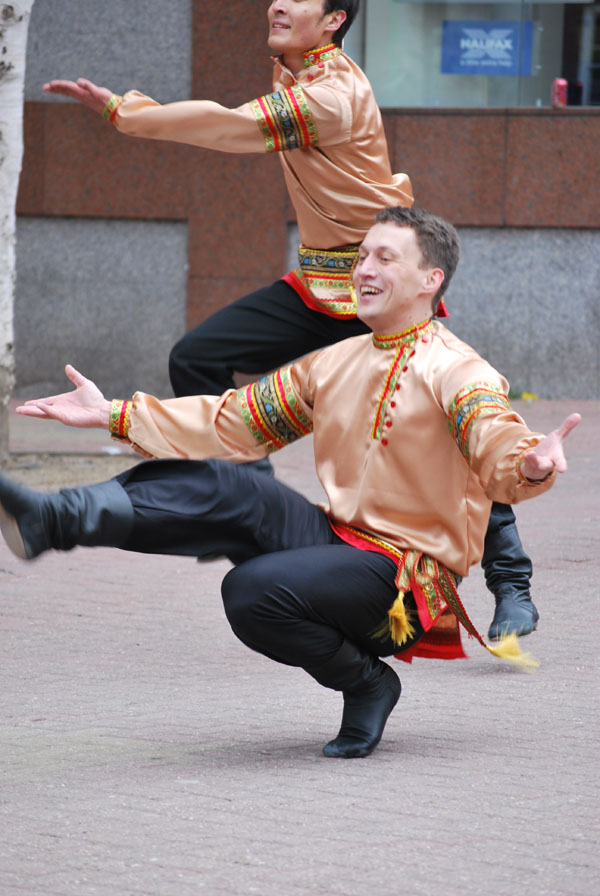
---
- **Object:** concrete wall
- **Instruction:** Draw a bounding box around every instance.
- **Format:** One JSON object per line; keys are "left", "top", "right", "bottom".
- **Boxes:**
{"left": 15, "top": 218, "right": 187, "bottom": 399}
{"left": 447, "top": 229, "right": 600, "bottom": 400}
{"left": 25, "top": 0, "right": 192, "bottom": 103}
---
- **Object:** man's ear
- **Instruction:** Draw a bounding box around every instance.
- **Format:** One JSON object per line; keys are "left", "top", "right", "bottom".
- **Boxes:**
{"left": 423, "top": 268, "right": 445, "bottom": 296}
{"left": 325, "top": 9, "right": 347, "bottom": 35}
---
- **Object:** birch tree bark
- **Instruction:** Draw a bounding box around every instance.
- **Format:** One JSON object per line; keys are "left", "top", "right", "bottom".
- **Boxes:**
{"left": 0, "top": 1, "right": 34, "bottom": 464}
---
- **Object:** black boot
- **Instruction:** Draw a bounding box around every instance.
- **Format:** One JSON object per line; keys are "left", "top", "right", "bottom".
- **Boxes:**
{"left": 307, "top": 639, "right": 401, "bottom": 759}
{"left": 482, "top": 502, "right": 539, "bottom": 641}
{"left": 0, "top": 474, "right": 134, "bottom": 560}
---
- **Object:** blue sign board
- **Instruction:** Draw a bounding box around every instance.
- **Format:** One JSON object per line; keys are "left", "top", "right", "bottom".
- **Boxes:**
{"left": 441, "top": 21, "right": 534, "bottom": 76}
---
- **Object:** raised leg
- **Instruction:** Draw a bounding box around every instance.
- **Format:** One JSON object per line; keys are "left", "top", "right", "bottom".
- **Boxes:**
{"left": 0, "top": 459, "right": 332, "bottom": 564}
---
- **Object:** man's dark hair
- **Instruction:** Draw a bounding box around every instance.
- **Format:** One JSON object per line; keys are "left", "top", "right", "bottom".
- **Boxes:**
{"left": 324, "top": 0, "right": 360, "bottom": 47}
{"left": 375, "top": 206, "right": 460, "bottom": 310}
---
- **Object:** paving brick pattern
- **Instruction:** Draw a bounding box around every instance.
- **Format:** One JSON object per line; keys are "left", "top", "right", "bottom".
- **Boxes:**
{"left": 1, "top": 400, "right": 598, "bottom": 895}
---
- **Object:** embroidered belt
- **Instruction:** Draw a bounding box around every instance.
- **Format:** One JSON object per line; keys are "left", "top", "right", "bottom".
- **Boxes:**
{"left": 283, "top": 244, "right": 360, "bottom": 319}
{"left": 330, "top": 522, "right": 538, "bottom": 671}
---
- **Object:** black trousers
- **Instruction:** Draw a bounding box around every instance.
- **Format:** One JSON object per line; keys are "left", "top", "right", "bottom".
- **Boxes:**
{"left": 116, "top": 459, "right": 424, "bottom": 669}
{"left": 168, "top": 279, "right": 370, "bottom": 397}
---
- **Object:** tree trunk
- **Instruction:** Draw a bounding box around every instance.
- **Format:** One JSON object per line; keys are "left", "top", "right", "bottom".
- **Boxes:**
{"left": 0, "top": 2, "right": 35, "bottom": 465}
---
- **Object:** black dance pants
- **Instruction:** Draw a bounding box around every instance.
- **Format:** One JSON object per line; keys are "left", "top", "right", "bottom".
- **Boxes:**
{"left": 115, "top": 459, "right": 424, "bottom": 671}
{"left": 168, "top": 279, "right": 370, "bottom": 398}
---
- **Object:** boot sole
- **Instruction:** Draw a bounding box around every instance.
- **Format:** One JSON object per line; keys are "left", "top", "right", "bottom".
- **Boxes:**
{"left": 0, "top": 503, "right": 28, "bottom": 559}
{"left": 488, "top": 622, "right": 538, "bottom": 642}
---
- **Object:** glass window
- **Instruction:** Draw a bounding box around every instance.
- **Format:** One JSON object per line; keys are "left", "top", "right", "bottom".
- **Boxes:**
{"left": 578, "top": 4, "right": 600, "bottom": 101}
{"left": 360, "top": 0, "right": 597, "bottom": 107}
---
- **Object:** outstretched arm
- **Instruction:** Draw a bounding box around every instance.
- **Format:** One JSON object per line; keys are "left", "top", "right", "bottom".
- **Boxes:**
{"left": 42, "top": 78, "right": 112, "bottom": 114}
{"left": 519, "top": 413, "right": 581, "bottom": 480}
{"left": 16, "top": 365, "right": 111, "bottom": 429}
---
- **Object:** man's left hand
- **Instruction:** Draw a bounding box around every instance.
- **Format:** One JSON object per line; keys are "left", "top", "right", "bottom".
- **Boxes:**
{"left": 520, "top": 413, "right": 581, "bottom": 481}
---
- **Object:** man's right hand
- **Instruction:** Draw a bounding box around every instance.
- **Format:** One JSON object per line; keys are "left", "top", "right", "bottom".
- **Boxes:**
{"left": 16, "top": 365, "right": 113, "bottom": 430}
{"left": 42, "top": 78, "right": 113, "bottom": 114}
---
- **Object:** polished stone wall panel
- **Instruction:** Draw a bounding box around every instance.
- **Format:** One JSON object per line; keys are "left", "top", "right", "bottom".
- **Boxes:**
{"left": 390, "top": 111, "right": 506, "bottom": 226}
{"left": 505, "top": 112, "right": 600, "bottom": 227}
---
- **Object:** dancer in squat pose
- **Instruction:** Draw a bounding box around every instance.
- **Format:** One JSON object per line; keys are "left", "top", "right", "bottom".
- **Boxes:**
{"left": 0, "top": 208, "right": 579, "bottom": 758}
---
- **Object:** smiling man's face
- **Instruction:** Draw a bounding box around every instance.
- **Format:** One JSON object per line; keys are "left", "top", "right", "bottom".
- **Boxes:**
{"left": 354, "top": 223, "right": 443, "bottom": 334}
{"left": 267, "top": 1, "right": 345, "bottom": 67}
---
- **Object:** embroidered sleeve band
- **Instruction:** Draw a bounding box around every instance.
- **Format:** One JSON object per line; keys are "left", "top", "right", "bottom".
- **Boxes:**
{"left": 102, "top": 94, "right": 123, "bottom": 123}
{"left": 109, "top": 399, "right": 132, "bottom": 440}
{"left": 448, "top": 382, "right": 511, "bottom": 461}
{"left": 249, "top": 86, "right": 319, "bottom": 153}
{"left": 237, "top": 368, "right": 313, "bottom": 453}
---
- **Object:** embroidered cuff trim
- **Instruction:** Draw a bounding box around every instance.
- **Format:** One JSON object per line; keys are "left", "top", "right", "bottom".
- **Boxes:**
{"left": 109, "top": 399, "right": 131, "bottom": 440}
{"left": 102, "top": 94, "right": 123, "bottom": 123}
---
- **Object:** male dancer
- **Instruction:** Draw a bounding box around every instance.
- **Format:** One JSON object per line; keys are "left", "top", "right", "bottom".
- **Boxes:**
{"left": 43, "top": 0, "right": 534, "bottom": 640}
{"left": 0, "top": 208, "right": 579, "bottom": 759}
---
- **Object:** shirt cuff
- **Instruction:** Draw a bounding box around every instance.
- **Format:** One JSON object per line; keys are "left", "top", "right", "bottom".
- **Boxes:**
{"left": 109, "top": 399, "right": 132, "bottom": 441}
{"left": 517, "top": 447, "right": 552, "bottom": 485}
{"left": 102, "top": 94, "right": 123, "bottom": 123}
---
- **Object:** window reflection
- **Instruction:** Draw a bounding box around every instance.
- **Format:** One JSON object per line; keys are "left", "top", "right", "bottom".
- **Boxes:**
{"left": 359, "top": 0, "right": 597, "bottom": 107}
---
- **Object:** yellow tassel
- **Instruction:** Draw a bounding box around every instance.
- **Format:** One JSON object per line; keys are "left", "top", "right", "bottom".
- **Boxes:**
{"left": 387, "top": 592, "right": 417, "bottom": 647}
{"left": 485, "top": 632, "right": 540, "bottom": 672}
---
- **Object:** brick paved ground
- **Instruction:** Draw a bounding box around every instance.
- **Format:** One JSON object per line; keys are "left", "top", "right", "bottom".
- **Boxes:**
{"left": 1, "top": 400, "right": 598, "bottom": 895}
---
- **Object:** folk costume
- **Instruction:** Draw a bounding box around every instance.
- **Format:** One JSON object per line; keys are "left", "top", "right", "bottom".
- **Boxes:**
{"left": 106, "top": 318, "right": 549, "bottom": 668}
{"left": 99, "top": 46, "right": 536, "bottom": 644}
{"left": 107, "top": 44, "right": 412, "bottom": 325}
{"left": 0, "top": 320, "right": 552, "bottom": 756}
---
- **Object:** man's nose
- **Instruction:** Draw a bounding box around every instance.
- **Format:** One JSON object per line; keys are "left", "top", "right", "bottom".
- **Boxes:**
{"left": 358, "top": 255, "right": 376, "bottom": 276}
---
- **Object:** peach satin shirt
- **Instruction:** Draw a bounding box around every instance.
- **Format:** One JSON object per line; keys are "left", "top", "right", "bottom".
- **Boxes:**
{"left": 111, "top": 44, "right": 413, "bottom": 318}
{"left": 122, "top": 321, "right": 553, "bottom": 579}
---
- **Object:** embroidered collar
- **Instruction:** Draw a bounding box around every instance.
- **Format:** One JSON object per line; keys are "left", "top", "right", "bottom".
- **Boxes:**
{"left": 372, "top": 319, "right": 434, "bottom": 351}
{"left": 303, "top": 43, "right": 340, "bottom": 67}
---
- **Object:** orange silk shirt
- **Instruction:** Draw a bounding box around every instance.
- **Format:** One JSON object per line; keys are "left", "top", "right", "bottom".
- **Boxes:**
{"left": 111, "top": 44, "right": 412, "bottom": 318}
{"left": 123, "top": 320, "right": 554, "bottom": 579}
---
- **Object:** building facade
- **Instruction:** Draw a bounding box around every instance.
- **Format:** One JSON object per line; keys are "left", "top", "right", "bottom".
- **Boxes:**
{"left": 15, "top": 0, "right": 600, "bottom": 398}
